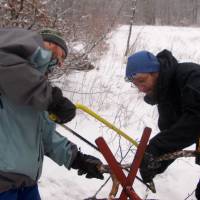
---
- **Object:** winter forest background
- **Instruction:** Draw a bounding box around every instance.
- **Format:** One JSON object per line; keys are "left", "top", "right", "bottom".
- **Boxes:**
{"left": 1, "top": 0, "right": 200, "bottom": 74}
{"left": 1, "top": 0, "right": 200, "bottom": 200}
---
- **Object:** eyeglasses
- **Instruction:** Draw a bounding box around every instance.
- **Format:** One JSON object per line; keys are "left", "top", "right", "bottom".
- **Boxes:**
{"left": 124, "top": 75, "right": 136, "bottom": 82}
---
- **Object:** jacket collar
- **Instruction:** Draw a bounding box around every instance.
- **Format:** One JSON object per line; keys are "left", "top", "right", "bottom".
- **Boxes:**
{"left": 144, "top": 49, "right": 178, "bottom": 105}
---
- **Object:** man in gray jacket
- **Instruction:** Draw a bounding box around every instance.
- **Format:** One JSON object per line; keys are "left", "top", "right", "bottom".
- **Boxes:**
{"left": 0, "top": 28, "right": 103, "bottom": 200}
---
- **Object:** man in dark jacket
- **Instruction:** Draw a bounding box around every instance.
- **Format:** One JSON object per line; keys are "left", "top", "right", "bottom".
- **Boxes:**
{"left": 0, "top": 28, "right": 103, "bottom": 200}
{"left": 125, "top": 50, "right": 200, "bottom": 199}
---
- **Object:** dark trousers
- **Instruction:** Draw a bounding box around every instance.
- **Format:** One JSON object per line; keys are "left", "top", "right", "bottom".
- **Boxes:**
{"left": 0, "top": 185, "right": 41, "bottom": 200}
{"left": 196, "top": 179, "right": 200, "bottom": 200}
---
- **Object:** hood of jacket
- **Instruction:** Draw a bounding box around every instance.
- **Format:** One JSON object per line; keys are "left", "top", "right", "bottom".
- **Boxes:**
{"left": 0, "top": 28, "right": 43, "bottom": 59}
{"left": 144, "top": 49, "right": 178, "bottom": 105}
{"left": 0, "top": 28, "right": 53, "bottom": 110}
{"left": 0, "top": 28, "right": 52, "bottom": 74}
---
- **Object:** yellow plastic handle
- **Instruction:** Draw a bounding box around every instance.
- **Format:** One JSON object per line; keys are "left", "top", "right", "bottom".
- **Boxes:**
{"left": 75, "top": 103, "right": 138, "bottom": 147}
{"left": 49, "top": 113, "right": 58, "bottom": 122}
{"left": 49, "top": 104, "right": 138, "bottom": 147}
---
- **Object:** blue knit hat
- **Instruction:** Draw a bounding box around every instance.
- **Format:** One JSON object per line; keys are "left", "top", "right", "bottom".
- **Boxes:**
{"left": 125, "top": 51, "right": 160, "bottom": 82}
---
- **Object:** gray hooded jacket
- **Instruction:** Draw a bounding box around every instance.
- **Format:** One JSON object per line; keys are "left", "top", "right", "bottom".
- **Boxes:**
{"left": 0, "top": 28, "right": 53, "bottom": 110}
{"left": 0, "top": 28, "right": 78, "bottom": 192}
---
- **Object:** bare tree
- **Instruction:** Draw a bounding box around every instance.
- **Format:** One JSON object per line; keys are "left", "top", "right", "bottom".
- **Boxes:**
{"left": 125, "top": 0, "right": 137, "bottom": 57}
{"left": 121, "top": 0, "right": 200, "bottom": 26}
{"left": 0, "top": 0, "right": 52, "bottom": 29}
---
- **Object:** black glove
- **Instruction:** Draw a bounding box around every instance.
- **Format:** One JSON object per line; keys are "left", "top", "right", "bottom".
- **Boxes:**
{"left": 71, "top": 151, "right": 104, "bottom": 180}
{"left": 139, "top": 152, "right": 160, "bottom": 183}
{"left": 48, "top": 87, "right": 76, "bottom": 124}
{"left": 140, "top": 145, "right": 175, "bottom": 183}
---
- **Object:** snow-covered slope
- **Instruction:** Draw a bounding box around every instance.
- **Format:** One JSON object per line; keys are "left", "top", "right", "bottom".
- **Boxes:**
{"left": 40, "top": 25, "right": 200, "bottom": 200}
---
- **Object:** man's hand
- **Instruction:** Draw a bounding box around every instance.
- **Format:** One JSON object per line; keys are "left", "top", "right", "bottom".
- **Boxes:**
{"left": 139, "top": 152, "right": 161, "bottom": 183}
{"left": 71, "top": 151, "right": 104, "bottom": 180}
{"left": 48, "top": 87, "right": 76, "bottom": 124}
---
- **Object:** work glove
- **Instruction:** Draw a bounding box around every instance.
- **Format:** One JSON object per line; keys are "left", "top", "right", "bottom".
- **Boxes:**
{"left": 140, "top": 145, "right": 175, "bottom": 183}
{"left": 48, "top": 87, "right": 76, "bottom": 124}
{"left": 71, "top": 151, "right": 104, "bottom": 180}
{"left": 139, "top": 152, "right": 160, "bottom": 183}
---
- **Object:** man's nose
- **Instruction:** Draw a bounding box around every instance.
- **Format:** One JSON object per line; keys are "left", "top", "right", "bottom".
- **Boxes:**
{"left": 137, "top": 85, "right": 146, "bottom": 93}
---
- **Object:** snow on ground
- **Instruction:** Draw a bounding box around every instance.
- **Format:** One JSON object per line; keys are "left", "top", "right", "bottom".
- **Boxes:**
{"left": 40, "top": 25, "right": 200, "bottom": 200}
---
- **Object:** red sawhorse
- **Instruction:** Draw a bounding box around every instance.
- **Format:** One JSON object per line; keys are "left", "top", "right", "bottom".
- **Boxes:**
{"left": 95, "top": 127, "right": 151, "bottom": 200}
